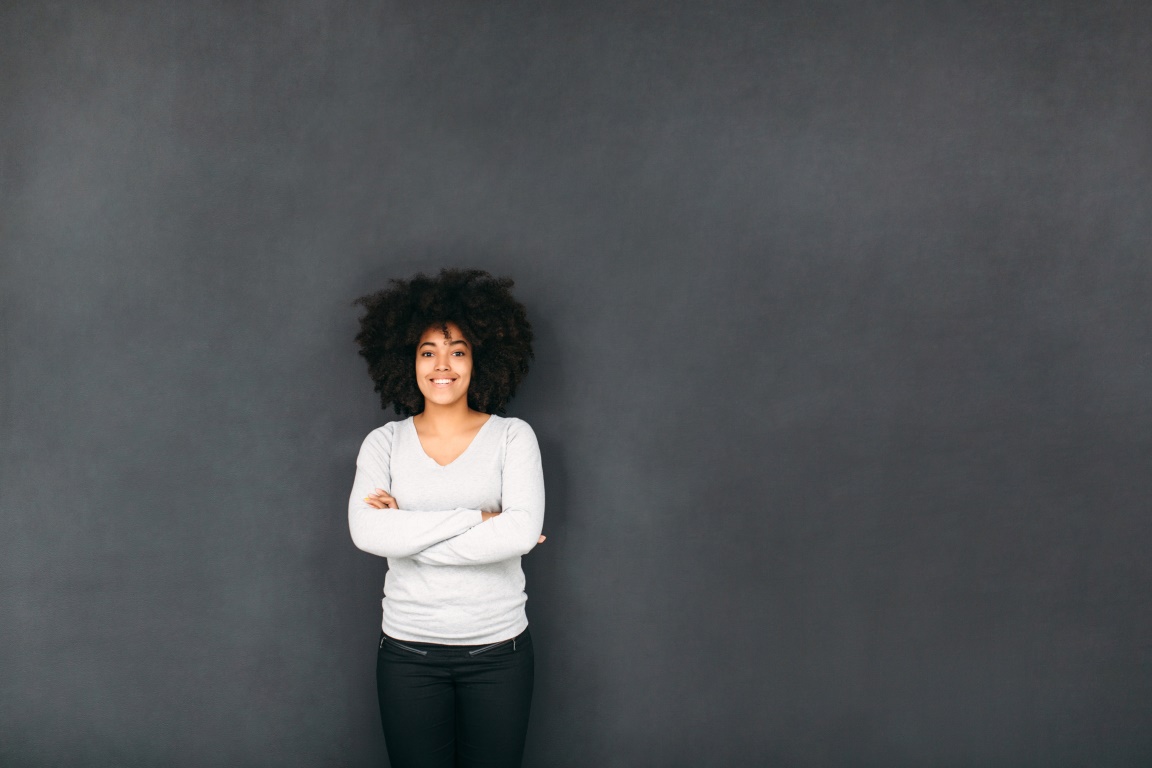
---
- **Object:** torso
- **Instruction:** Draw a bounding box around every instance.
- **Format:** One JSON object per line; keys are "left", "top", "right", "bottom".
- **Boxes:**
{"left": 382, "top": 414, "right": 533, "bottom": 644}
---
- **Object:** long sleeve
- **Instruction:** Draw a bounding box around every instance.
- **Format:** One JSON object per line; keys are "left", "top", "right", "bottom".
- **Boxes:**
{"left": 410, "top": 419, "right": 545, "bottom": 566}
{"left": 348, "top": 425, "right": 483, "bottom": 558}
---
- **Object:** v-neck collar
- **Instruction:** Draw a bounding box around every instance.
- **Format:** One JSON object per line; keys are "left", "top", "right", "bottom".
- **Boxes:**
{"left": 408, "top": 415, "right": 496, "bottom": 468}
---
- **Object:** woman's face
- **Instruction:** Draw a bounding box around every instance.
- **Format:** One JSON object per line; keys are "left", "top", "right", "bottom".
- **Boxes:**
{"left": 415, "top": 322, "right": 473, "bottom": 409}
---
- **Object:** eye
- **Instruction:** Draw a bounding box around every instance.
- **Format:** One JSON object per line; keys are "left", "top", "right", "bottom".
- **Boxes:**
{"left": 452, "top": 350, "right": 466, "bottom": 356}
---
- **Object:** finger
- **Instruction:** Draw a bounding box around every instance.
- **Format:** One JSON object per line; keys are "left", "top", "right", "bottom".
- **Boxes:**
{"left": 363, "top": 498, "right": 384, "bottom": 509}
{"left": 538, "top": 535, "right": 546, "bottom": 544}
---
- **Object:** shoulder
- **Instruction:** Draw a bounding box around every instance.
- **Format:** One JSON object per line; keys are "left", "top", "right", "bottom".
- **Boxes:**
{"left": 492, "top": 416, "right": 540, "bottom": 460}
{"left": 360, "top": 418, "right": 409, "bottom": 450}
{"left": 491, "top": 415, "right": 535, "bottom": 438}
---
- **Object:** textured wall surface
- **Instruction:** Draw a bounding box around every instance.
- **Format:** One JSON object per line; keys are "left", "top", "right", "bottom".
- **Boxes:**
{"left": 2, "top": 2, "right": 1151, "bottom": 766}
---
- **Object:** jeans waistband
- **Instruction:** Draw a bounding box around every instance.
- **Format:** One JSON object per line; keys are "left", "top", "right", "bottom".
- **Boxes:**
{"left": 379, "top": 627, "right": 530, "bottom": 656}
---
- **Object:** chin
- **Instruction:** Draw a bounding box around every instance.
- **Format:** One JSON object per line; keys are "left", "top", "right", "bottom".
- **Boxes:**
{"left": 422, "top": 394, "right": 464, "bottom": 408}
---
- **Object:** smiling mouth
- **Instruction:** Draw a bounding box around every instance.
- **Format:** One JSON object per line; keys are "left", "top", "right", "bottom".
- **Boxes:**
{"left": 431, "top": 378, "right": 455, "bottom": 385}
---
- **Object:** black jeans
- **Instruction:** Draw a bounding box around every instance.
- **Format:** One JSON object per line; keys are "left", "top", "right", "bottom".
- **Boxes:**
{"left": 376, "top": 628, "right": 534, "bottom": 768}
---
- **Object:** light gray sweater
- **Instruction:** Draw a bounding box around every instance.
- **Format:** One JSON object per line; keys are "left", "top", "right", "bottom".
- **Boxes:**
{"left": 348, "top": 415, "right": 545, "bottom": 644}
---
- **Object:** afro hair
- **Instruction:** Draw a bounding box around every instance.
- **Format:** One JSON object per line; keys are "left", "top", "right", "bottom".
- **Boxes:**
{"left": 353, "top": 268, "right": 534, "bottom": 416}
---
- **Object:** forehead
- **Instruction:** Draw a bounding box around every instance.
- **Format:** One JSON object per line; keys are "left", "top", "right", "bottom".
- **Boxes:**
{"left": 417, "top": 322, "right": 468, "bottom": 345}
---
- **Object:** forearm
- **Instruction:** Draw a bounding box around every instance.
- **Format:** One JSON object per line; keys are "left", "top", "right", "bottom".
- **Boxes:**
{"left": 409, "top": 508, "right": 543, "bottom": 566}
{"left": 349, "top": 503, "right": 483, "bottom": 558}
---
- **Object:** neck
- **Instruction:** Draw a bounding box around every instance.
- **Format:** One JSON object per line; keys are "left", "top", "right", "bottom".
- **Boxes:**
{"left": 415, "top": 400, "right": 482, "bottom": 434}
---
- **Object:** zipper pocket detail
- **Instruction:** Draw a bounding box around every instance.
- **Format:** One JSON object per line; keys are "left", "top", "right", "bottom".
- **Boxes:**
{"left": 384, "top": 637, "right": 429, "bottom": 656}
{"left": 468, "top": 639, "right": 512, "bottom": 656}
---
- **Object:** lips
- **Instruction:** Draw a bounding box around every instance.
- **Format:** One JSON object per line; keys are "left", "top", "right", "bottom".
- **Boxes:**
{"left": 430, "top": 378, "right": 456, "bottom": 385}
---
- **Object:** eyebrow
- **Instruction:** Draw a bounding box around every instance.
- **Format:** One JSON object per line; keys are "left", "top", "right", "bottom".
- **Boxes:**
{"left": 418, "top": 339, "right": 470, "bottom": 349}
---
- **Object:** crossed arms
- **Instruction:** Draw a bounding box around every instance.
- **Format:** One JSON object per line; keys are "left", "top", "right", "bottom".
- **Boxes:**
{"left": 347, "top": 420, "right": 545, "bottom": 566}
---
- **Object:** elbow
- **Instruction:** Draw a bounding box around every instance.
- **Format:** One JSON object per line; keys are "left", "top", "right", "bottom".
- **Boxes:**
{"left": 348, "top": 523, "right": 380, "bottom": 556}
{"left": 513, "top": 521, "right": 544, "bottom": 556}
{"left": 491, "top": 507, "right": 541, "bottom": 558}
{"left": 348, "top": 507, "right": 370, "bottom": 551}
{"left": 348, "top": 525, "right": 374, "bottom": 555}
{"left": 518, "top": 532, "right": 539, "bottom": 556}
{"left": 348, "top": 507, "right": 403, "bottom": 558}
{"left": 350, "top": 532, "right": 406, "bottom": 559}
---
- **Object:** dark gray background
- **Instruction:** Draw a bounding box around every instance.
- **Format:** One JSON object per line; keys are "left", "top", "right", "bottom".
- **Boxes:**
{"left": 2, "top": 1, "right": 1150, "bottom": 766}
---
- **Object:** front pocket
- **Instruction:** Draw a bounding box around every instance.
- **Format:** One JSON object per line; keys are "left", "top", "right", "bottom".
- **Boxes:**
{"left": 467, "top": 638, "right": 513, "bottom": 656}
{"left": 383, "top": 636, "right": 429, "bottom": 656}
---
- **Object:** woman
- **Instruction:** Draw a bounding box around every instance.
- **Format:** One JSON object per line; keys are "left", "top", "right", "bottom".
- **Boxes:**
{"left": 348, "top": 268, "right": 545, "bottom": 768}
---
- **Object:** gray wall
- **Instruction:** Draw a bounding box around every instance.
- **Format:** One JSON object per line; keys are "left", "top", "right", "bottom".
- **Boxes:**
{"left": 3, "top": 2, "right": 1150, "bottom": 766}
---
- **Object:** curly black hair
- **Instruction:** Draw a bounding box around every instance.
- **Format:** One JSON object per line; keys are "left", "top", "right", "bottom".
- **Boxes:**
{"left": 353, "top": 268, "right": 534, "bottom": 416}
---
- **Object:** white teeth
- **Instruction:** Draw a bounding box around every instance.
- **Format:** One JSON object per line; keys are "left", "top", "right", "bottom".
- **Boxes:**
{"left": 432, "top": 379, "right": 453, "bottom": 384}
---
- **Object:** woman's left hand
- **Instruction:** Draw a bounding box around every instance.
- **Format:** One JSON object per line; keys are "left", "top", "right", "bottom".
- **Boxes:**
{"left": 364, "top": 488, "right": 397, "bottom": 509}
